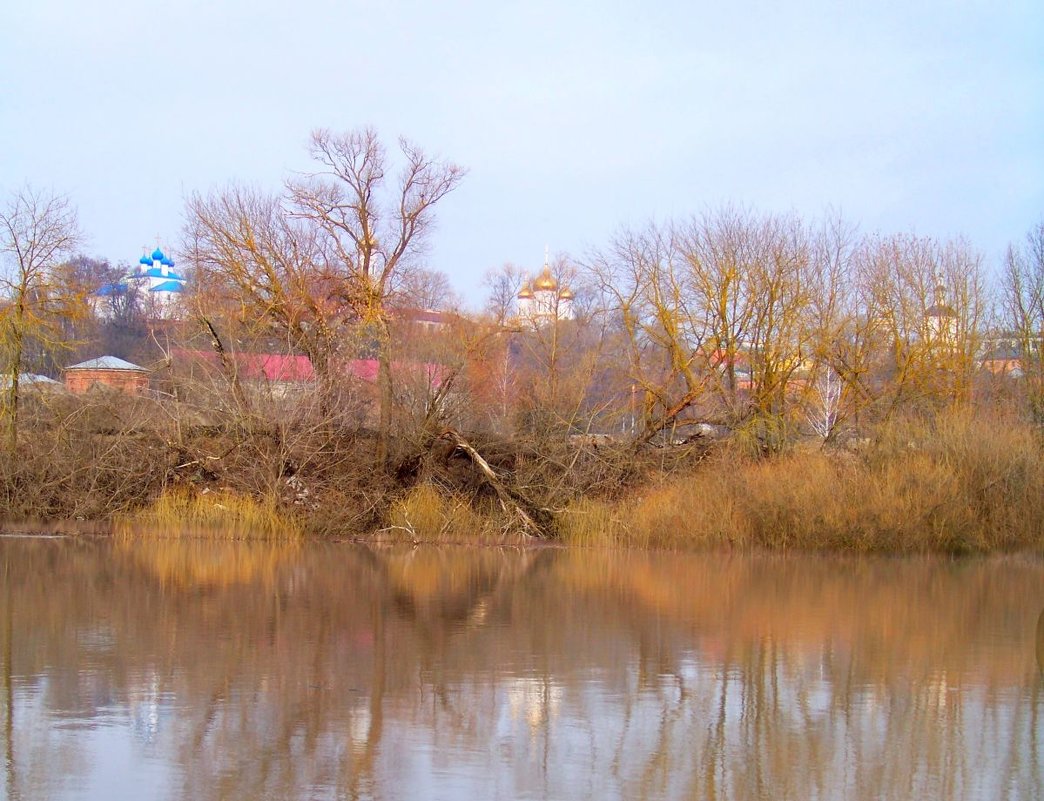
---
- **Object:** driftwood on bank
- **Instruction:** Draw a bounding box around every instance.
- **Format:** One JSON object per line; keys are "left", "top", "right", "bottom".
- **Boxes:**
{"left": 437, "top": 428, "right": 550, "bottom": 538}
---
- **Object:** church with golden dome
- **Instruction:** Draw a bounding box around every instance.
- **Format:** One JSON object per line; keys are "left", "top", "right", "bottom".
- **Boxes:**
{"left": 516, "top": 263, "right": 574, "bottom": 323}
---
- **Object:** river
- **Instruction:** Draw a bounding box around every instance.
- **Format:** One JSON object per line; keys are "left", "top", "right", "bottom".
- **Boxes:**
{"left": 1, "top": 536, "right": 1042, "bottom": 800}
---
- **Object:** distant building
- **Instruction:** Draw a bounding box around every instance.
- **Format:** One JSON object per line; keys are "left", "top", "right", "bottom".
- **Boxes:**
{"left": 0, "top": 373, "right": 63, "bottom": 394}
{"left": 924, "top": 282, "right": 958, "bottom": 343}
{"left": 94, "top": 246, "right": 187, "bottom": 320}
{"left": 393, "top": 307, "right": 456, "bottom": 334}
{"left": 979, "top": 333, "right": 1043, "bottom": 377}
{"left": 172, "top": 350, "right": 316, "bottom": 398}
{"left": 170, "top": 350, "right": 445, "bottom": 400}
{"left": 979, "top": 343, "right": 1024, "bottom": 377}
{"left": 64, "top": 356, "right": 150, "bottom": 395}
{"left": 516, "top": 263, "right": 574, "bottom": 323}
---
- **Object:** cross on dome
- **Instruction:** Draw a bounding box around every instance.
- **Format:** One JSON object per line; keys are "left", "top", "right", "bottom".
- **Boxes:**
{"left": 515, "top": 250, "right": 575, "bottom": 323}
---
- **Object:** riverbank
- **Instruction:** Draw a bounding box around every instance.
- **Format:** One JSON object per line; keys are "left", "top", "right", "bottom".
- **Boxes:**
{"left": 557, "top": 422, "right": 1044, "bottom": 552}
{"left": 2, "top": 400, "right": 1042, "bottom": 553}
{"left": 383, "top": 411, "right": 1044, "bottom": 553}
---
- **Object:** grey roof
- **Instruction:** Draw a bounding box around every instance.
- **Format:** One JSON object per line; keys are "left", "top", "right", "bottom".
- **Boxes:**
{"left": 65, "top": 356, "right": 148, "bottom": 372}
{"left": 925, "top": 303, "right": 957, "bottom": 318}
{"left": 981, "top": 345, "right": 1022, "bottom": 361}
{"left": 0, "top": 373, "right": 61, "bottom": 388}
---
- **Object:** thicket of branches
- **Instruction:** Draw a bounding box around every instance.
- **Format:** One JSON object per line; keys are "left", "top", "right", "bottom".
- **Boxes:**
{"left": 1, "top": 137, "right": 1042, "bottom": 548}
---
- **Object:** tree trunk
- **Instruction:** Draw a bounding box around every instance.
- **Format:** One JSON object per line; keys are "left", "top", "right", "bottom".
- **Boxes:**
{"left": 438, "top": 428, "right": 550, "bottom": 538}
{"left": 5, "top": 313, "right": 23, "bottom": 454}
{"left": 202, "top": 318, "right": 251, "bottom": 421}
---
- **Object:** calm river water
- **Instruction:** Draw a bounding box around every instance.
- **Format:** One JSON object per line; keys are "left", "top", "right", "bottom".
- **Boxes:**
{"left": 1, "top": 536, "right": 1042, "bottom": 800}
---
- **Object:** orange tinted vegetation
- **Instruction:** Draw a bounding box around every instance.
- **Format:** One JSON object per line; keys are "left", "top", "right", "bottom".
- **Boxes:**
{"left": 383, "top": 483, "right": 495, "bottom": 543}
{"left": 558, "top": 412, "right": 1044, "bottom": 553}
{"left": 117, "top": 488, "right": 302, "bottom": 540}
{"left": 115, "top": 538, "right": 301, "bottom": 589}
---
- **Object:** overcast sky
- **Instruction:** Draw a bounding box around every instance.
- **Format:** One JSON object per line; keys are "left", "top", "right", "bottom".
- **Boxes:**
{"left": 3, "top": 0, "right": 1042, "bottom": 304}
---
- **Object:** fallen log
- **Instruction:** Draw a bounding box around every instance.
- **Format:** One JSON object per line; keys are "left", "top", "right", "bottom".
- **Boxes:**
{"left": 438, "top": 428, "right": 551, "bottom": 538}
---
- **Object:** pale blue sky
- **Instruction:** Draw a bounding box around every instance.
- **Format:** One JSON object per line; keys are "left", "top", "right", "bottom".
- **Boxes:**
{"left": 2, "top": 0, "right": 1042, "bottom": 302}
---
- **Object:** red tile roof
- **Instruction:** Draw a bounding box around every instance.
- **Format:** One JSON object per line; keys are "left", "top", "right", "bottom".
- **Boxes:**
{"left": 173, "top": 351, "right": 444, "bottom": 386}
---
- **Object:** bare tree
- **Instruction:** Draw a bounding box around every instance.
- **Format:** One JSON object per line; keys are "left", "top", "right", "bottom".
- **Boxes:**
{"left": 588, "top": 223, "right": 715, "bottom": 442}
{"left": 1001, "top": 220, "right": 1044, "bottom": 424}
{"left": 675, "top": 208, "right": 757, "bottom": 419}
{"left": 805, "top": 367, "right": 842, "bottom": 441}
{"left": 589, "top": 210, "right": 826, "bottom": 448}
{"left": 186, "top": 187, "right": 339, "bottom": 379}
{"left": 857, "top": 233, "right": 986, "bottom": 420}
{"left": 288, "top": 128, "right": 465, "bottom": 461}
{"left": 392, "top": 267, "right": 457, "bottom": 312}
{"left": 0, "top": 187, "right": 81, "bottom": 450}
{"left": 189, "top": 128, "right": 464, "bottom": 463}
{"left": 54, "top": 255, "right": 151, "bottom": 362}
{"left": 483, "top": 263, "right": 527, "bottom": 324}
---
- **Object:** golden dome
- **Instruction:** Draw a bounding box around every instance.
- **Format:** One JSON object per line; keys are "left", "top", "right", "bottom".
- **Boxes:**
{"left": 559, "top": 288, "right": 575, "bottom": 300}
{"left": 517, "top": 284, "right": 534, "bottom": 299}
{"left": 533, "top": 268, "right": 557, "bottom": 291}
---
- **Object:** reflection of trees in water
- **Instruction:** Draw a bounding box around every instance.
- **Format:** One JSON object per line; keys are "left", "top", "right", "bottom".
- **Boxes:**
{"left": 1, "top": 540, "right": 1042, "bottom": 800}
{"left": 1038, "top": 608, "right": 1044, "bottom": 676}
{"left": 4, "top": 567, "right": 16, "bottom": 801}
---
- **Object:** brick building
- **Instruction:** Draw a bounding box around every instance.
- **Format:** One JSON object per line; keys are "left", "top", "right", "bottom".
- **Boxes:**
{"left": 64, "top": 356, "right": 150, "bottom": 395}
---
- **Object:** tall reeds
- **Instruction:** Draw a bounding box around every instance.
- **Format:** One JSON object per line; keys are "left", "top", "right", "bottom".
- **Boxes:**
{"left": 558, "top": 412, "right": 1044, "bottom": 553}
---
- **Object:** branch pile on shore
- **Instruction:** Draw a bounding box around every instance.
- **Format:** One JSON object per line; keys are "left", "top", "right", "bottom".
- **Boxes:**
{"left": 1, "top": 392, "right": 1042, "bottom": 554}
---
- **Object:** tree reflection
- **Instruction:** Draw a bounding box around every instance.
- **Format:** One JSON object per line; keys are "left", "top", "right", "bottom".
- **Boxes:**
{"left": 0, "top": 539, "right": 1042, "bottom": 800}
{"left": 4, "top": 561, "right": 18, "bottom": 801}
{"left": 1037, "top": 608, "right": 1044, "bottom": 677}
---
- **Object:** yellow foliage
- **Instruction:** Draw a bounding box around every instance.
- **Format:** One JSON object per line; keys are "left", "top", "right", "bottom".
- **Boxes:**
{"left": 385, "top": 483, "right": 503, "bottom": 543}
{"left": 117, "top": 488, "right": 302, "bottom": 540}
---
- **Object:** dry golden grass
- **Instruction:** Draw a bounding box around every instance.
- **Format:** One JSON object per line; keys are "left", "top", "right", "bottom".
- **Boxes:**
{"left": 116, "top": 488, "right": 303, "bottom": 541}
{"left": 558, "top": 412, "right": 1044, "bottom": 553}
{"left": 383, "top": 483, "right": 513, "bottom": 543}
{"left": 555, "top": 497, "right": 625, "bottom": 547}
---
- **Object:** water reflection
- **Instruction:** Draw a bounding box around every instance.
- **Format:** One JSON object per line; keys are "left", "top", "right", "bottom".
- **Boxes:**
{"left": 1037, "top": 609, "right": 1044, "bottom": 677}
{"left": 114, "top": 537, "right": 301, "bottom": 589}
{"left": 1, "top": 539, "right": 1042, "bottom": 800}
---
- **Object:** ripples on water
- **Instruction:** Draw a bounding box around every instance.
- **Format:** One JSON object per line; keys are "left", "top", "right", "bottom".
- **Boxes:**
{"left": 1, "top": 537, "right": 1042, "bottom": 800}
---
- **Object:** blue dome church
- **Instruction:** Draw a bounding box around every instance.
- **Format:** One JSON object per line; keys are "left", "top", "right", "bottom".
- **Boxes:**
{"left": 95, "top": 246, "right": 188, "bottom": 319}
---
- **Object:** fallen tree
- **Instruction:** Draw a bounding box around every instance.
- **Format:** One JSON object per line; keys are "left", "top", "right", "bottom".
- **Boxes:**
{"left": 437, "top": 428, "right": 552, "bottom": 538}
